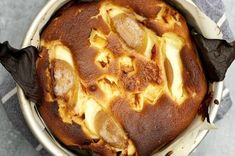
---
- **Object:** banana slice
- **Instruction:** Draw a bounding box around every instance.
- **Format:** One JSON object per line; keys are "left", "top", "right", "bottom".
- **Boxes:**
{"left": 94, "top": 110, "right": 128, "bottom": 149}
{"left": 53, "top": 59, "right": 75, "bottom": 96}
{"left": 112, "top": 14, "right": 145, "bottom": 50}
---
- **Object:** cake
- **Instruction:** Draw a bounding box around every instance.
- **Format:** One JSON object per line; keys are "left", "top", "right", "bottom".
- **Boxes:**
{"left": 36, "top": 0, "right": 207, "bottom": 155}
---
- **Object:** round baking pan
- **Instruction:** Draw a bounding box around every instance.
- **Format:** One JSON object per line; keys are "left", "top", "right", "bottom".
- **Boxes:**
{"left": 18, "top": 0, "right": 224, "bottom": 155}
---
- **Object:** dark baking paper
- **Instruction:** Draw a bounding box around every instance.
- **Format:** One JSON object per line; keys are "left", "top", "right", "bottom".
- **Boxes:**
{"left": 0, "top": 41, "right": 41, "bottom": 103}
{"left": 192, "top": 31, "right": 235, "bottom": 82}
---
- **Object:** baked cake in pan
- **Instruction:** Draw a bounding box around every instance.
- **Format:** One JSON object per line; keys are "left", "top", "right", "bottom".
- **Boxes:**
{"left": 36, "top": 0, "right": 207, "bottom": 155}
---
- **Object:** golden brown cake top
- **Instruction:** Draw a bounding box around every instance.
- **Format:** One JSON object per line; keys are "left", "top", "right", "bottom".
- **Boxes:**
{"left": 37, "top": 0, "right": 207, "bottom": 155}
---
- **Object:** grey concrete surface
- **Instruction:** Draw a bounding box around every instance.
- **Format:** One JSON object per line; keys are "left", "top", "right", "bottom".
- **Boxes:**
{"left": 0, "top": 0, "right": 235, "bottom": 156}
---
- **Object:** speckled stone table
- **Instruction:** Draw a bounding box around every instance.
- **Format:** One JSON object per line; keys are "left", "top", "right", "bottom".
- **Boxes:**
{"left": 0, "top": 0, "right": 235, "bottom": 156}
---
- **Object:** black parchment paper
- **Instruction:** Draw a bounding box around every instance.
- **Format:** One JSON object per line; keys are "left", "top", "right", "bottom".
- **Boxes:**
{"left": 0, "top": 41, "right": 41, "bottom": 103}
{"left": 192, "top": 32, "right": 235, "bottom": 82}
